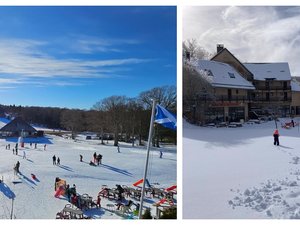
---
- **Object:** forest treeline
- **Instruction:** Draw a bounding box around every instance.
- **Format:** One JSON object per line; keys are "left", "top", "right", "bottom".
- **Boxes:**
{"left": 0, "top": 85, "right": 176, "bottom": 146}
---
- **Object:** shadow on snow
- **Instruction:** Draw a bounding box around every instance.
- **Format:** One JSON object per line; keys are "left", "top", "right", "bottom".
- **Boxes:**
{"left": 0, "top": 182, "right": 16, "bottom": 199}
{"left": 5, "top": 136, "right": 53, "bottom": 145}
{"left": 100, "top": 164, "right": 133, "bottom": 177}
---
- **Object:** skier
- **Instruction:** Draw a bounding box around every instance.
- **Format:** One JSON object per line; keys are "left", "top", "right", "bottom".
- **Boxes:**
{"left": 273, "top": 129, "right": 280, "bottom": 146}
{"left": 15, "top": 147, "right": 18, "bottom": 155}
{"left": 57, "top": 157, "right": 60, "bottom": 165}
{"left": 53, "top": 155, "right": 57, "bottom": 165}
{"left": 23, "top": 150, "right": 26, "bottom": 159}
{"left": 44, "top": 144, "right": 47, "bottom": 151}
{"left": 13, "top": 148, "right": 15, "bottom": 155}
{"left": 80, "top": 154, "right": 83, "bottom": 162}
{"left": 117, "top": 145, "right": 120, "bottom": 153}
{"left": 35, "top": 143, "right": 37, "bottom": 149}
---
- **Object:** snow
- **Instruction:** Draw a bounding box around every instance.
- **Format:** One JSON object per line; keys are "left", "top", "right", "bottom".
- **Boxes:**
{"left": 189, "top": 60, "right": 255, "bottom": 90}
{"left": 244, "top": 63, "right": 291, "bottom": 81}
{"left": 0, "top": 134, "right": 176, "bottom": 219}
{"left": 183, "top": 119, "right": 300, "bottom": 219}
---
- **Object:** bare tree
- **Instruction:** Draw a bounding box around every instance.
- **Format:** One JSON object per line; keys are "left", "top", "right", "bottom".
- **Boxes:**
{"left": 139, "top": 85, "right": 176, "bottom": 110}
{"left": 60, "top": 109, "right": 86, "bottom": 139}
{"left": 94, "top": 96, "right": 128, "bottom": 146}
{"left": 183, "top": 39, "right": 214, "bottom": 60}
{"left": 138, "top": 85, "right": 176, "bottom": 147}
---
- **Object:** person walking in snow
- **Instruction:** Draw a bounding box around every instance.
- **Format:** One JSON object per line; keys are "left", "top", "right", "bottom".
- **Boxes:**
{"left": 35, "top": 143, "right": 37, "bottom": 149}
{"left": 273, "top": 129, "right": 280, "bottom": 146}
{"left": 57, "top": 157, "right": 60, "bottom": 165}
{"left": 159, "top": 150, "right": 163, "bottom": 158}
{"left": 23, "top": 150, "right": 26, "bottom": 159}
{"left": 13, "top": 148, "right": 15, "bottom": 155}
{"left": 117, "top": 145, "right": 120, "bottom": 153}
{"left": 53, "top": 155, "right": 57, "bottom": 165}
{"left": 44, "top": 144, "right": 47, "bottom": 151}
{"left": 80, "top": 154, "right": 83, "bottom": 162}
{"left": 15, "top": 161, "right": 20, "bottom": 173}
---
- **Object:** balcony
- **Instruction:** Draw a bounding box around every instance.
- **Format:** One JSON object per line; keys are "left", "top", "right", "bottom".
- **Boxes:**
{"left": 194, "top": 95, "right": 292, "bottom": 103}
{"left": 255, "top": 86, "right": 291, "bottom": 91}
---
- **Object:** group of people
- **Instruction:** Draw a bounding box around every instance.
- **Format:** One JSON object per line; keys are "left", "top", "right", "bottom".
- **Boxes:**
{"left": 89, "top": 152, "right": 102, "bottom": 166}
{"left": 52, "top": 155, "right": 61, "bottom": 165}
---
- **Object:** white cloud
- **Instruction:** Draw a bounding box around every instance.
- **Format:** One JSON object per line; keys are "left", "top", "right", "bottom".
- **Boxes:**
{"left": 183, "top": 6, "right": 300, "bottom": 76}
{"left": 0, "top": 38, "right": 150, "bottom": 84}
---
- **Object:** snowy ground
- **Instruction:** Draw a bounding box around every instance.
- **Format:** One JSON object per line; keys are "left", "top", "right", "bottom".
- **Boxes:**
{"left": 0, "top": 134, "right": 176, "bottom": 219}
{"left": 183, "top": 118, "right": 300, "bottom": 219}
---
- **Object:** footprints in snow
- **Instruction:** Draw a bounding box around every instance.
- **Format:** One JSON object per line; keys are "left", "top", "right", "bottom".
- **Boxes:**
{"left": 229, "top": 178, "right": 300, "bottom": 218}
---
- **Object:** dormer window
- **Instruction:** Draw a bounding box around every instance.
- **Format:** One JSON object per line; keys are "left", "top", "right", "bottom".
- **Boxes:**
{"left": 207, "top": 70, "right": 213, "bottom": 76}
{"left": 228, "top": 72, "right": 235, "bottom": 78}
{"left": 204, "top": 69, "right": 213, "bottom": 76}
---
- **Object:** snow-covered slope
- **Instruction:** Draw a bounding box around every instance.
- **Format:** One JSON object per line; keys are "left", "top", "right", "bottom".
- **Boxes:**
{"left": 0, "top": 136, "right": 176, "bottom": 219}
{"left": 183, "top": 119, "right": 300, "bottom": 219}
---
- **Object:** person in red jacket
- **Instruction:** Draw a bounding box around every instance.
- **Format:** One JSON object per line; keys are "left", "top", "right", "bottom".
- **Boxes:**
{"left": 273, "top": 129, "right": 280, "bottom": 146}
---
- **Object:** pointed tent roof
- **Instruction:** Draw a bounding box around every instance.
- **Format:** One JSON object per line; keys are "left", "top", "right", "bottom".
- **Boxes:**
{"left": 0, "top": 117, "right": 37, "bottom": 133}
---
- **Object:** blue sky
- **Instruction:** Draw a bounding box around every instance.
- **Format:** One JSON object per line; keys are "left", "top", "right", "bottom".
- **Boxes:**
{"left": 0, "top": 6, "right": 176, "bottom": 109}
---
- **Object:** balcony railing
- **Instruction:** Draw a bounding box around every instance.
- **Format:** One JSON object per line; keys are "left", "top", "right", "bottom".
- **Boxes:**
{"left": 192, "top": 95, "right": 292, "bottom": 103}
{"left": 255, "top": 86, "right": 291, "bottom": 91}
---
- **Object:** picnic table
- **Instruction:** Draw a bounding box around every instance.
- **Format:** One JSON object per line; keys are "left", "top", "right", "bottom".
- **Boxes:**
{"left": 62, "top": 204, "right": 83, "bottom": 219}
{"left": 80, "top": 194, "right": 93, "bottom": 209}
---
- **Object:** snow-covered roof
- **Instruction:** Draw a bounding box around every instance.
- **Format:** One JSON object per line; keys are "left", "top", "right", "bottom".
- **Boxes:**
{"left": 291, "top": 79, "right": 300, "bottom": 92}
{"left": 190, "top": 60, "right": 255, "bottom": 90}
{"left": 244, "top": 63, "right": 291, "bottom": 81}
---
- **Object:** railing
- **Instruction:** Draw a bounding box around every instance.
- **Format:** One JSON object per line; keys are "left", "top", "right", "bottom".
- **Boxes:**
{"left": 187, "top": 95, "right": 292, "bottom": 103}
{"left": 255, "top": 86, "right": 291, "bottom": 91}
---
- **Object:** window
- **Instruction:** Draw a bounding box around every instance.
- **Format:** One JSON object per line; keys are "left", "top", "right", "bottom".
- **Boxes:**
{"left": 228, "top": 72, "right": 235, "bottom": 78}
{"left": 265, "top": 81, "right": 270, "bottom": 89}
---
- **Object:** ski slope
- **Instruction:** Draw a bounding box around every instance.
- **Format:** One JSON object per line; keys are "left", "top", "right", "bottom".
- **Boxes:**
{"left": 183, "top": 119, "right": 300, "bottom": 219}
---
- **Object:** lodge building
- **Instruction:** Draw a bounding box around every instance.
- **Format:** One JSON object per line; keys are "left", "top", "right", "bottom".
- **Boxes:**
{"left": 184, "top": 44, "right": 300, "bottom": 124}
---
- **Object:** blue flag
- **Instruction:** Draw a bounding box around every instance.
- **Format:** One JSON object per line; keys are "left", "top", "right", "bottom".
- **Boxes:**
{"left": 155, "top": 104, "right": 176, "bottom": 130}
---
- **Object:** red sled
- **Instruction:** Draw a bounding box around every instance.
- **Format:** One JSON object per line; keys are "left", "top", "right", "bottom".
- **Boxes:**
{"left": 31, "top": 174, "right": 36, "bottom": 180}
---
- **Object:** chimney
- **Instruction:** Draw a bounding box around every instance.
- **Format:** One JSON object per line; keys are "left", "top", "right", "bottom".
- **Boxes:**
{"left": 186, "top": 51, "right": 190, "bottom": 61}
{"left": 217, "top": 44, "right": 224, "bottom": 53}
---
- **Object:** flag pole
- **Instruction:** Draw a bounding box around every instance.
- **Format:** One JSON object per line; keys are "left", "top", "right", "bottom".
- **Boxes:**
{"left": 138, "top": 99, "right": 156, "bottom": 219}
